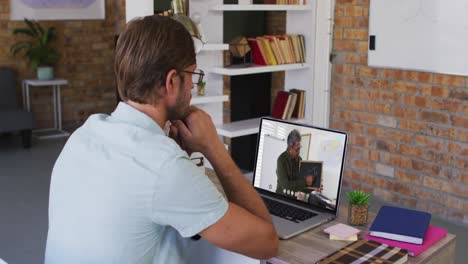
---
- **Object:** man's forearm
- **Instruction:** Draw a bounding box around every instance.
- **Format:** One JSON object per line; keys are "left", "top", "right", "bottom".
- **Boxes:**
{"left": 204, "top": 142, "right": 272, "bottom": 223}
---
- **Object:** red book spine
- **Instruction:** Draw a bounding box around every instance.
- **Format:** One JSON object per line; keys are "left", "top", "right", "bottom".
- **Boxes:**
{"left": 248, "top": 38, "right": 267, "bottom": 66}
{"left": 272, "top": 91, "right": 290, "bottom": 119}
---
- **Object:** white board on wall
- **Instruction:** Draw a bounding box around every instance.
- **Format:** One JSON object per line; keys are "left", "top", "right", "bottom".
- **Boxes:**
{"left": 368, "top": 0, "right": 468, "bottom": 76}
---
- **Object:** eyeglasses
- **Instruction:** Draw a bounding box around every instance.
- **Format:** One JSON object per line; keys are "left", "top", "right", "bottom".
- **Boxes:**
{"left": 182, "top": 69, "right": 205, "bottom": 85}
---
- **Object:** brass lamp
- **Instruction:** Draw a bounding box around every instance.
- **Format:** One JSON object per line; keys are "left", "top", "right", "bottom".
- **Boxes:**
{"left": 171, "top": 0, "right": 204, "bottom": 53}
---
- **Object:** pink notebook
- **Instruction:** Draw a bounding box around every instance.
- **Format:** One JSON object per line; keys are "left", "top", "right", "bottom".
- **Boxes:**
{"left": 365, "top": 225, "right": 447, "bottom": 257}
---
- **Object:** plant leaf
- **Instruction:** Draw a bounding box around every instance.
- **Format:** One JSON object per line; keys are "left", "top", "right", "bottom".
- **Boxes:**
{"left": 12, "top": 28, "right": 35, "bottom": 37}
{"left": 10, "top": 41, "right": 32, "bottom": 55}
{"left": 24, "top": 18, "right": 39, "bottom": 38}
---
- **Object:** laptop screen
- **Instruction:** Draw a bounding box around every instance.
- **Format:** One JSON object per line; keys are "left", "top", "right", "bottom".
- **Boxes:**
{"left": 252, "top": 117, "right": 347, "bottom": 213}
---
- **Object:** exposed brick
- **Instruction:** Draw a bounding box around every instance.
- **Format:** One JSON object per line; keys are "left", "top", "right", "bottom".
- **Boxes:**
{"left": 382, "top": 153, "right": 412, "bottom": 169}
{"left": 453, "top": 185, "right": 468, "bottom": 198}
{"left": 344, "top": 6, "right": 369, "bottom": 17}
{"left": 343, "top": 29, "right": 368, "bottom": 40}
{"left": 403, "top": 95, "right": 426, "bottom": 107}
{"left": 334, "top": 40, "right": 358, "bottom": 51}
{"left": 395, "top": 169, "right": 422, "bottom": 184}
{"left": 334, "top": 17, "right": 369, "bottom": 28}
{"left": 391, "top": 81, "right": 418, "bottom": 93}
{"left": 423, "top": 177, "right": 451, "bottom": 192}
{"left": 392, "top": 106, "right": 418, "bottom": 120}
{"left": 335, "top": 5, "right": 345, "bottom": 16}
{"left": 453, "top": 157, "right": 467, "bottom": 170}
{"left": 344, "top": 121, "right": 366, "bottom": 133}
{"left": 334, "top": 64, "right": 355, "bottom": 75}
{"left": 461, "top": 172, "right": 468, "bottom": 185}
{"left": 414, "top": 135, "right": 443, "bottom": 151}
{"left": 368, "top": 79, "right": 390, "bottom": 89}
{"left": 357, "top": 66, "right": 379, "bottom": 77}
{"left": 375, "top": 163, "right": 394, "bottom": 177}
{"left": 377, "top": 115, "right": 397, "bottom": 128}
{"left": 350, "top": 134, "right": 370, "bottom": 147}
{"left": 427, "top": 98, "right": 460, "bottom": 113}
{"left": 412, "top": 159, "right": 441, "bottom": 175}
{"left": 330, "top": 0, "right": 466, "bottom": 223}
{"left": 420, "top": 85, "right": 449, "bottom": 98}
{"left": 450, "top": 115, "right": 468, "bottom": 128}
{"left": 376, "top": 140, "right": 397, "bottom": 152}
{"left": 433, "top": 74, "right": 465, "bottom": 87}
{"left": 399, "top": 145, "right": 424, "bottom": 158}
{"left": 420, "top": 111, "right": 449, "bottom": 124}
{"left": 352, "top": 159, "right": 374, "bottom": 171}
{"left": 451, "top": 142, "right": 468, "bottom": 156}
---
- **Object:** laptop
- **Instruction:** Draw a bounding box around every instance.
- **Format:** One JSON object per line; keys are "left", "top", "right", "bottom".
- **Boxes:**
{"left": 252, "top": 117, "right": 348, "bottom": 239}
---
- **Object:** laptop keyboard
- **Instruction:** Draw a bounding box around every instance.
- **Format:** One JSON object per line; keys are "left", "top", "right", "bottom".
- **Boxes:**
{"left": 262, "top": 197, "right": 317, "bottom": 223}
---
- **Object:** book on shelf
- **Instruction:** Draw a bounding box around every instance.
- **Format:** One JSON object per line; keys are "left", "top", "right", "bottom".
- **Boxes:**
{"left": 370, "top": 206, "right": 431, "bottom": 245}
{"left": 365, "top": 225, "right": 448, "bottom": 257}
{"left": 317, "top": 239, "right": 408, "bottom": 264}
{"left": 283, "top": 92, "right": 297, "bottom": 119}
{"left": 290, "top": 89, "right": 305, "bottom": 119}
{"left": 272, "top": 91, "right": 290, "bottom": 119}
{"left": 248, "top": 34, "right": 305, "bottom": 66}
{"left": 247, "top": 38, "right": 267, "bottom": 65}
{"left": 272, "top": 89, "right": 306, "bottom": 120}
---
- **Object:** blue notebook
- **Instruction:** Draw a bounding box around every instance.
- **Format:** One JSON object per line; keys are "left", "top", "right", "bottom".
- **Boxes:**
{"left": 369, "top": 206, "right": 431, "bottom": 245}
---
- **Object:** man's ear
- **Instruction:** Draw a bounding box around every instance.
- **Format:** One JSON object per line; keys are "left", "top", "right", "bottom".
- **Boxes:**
{"left": 164, "top": 69, "right": 179, "bottom": 96}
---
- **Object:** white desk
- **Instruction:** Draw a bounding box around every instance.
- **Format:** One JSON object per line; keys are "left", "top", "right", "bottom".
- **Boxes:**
{"left": 22, "top": 79, "right": 70, "bottom": 139}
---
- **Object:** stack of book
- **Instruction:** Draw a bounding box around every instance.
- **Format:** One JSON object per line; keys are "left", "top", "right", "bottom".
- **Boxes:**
{"left": 366, "top": 206, "right": 448, "bottom": 257}
{"left": 323, "top": 223, "right": 360, "bottom": 241}
{"left": 248, "top": 34, "right": 305, "bottom": 66}
{"left": 271, "top": 89, "right": 305, "bottom": 120}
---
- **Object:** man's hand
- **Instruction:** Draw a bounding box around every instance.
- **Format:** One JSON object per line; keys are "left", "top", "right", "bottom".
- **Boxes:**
{"left": 306, "top": 184, "right": 323, "bottom": 193}
{"left": 169, "top": 106, "right": 222, "bottom": 156}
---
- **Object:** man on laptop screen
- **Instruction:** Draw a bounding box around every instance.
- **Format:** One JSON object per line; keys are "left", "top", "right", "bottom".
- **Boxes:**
{"left": 252, "top": 118, "right": 347, "bottom": 239}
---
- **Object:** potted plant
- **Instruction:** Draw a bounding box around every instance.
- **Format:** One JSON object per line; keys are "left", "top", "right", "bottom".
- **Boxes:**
{"left": 346, "top": 190, "right": 371, "bottom": 226}
{"left": 197, "top": 80, "right": 206, "bottom": 96}
{"left": 10, "top": 18, "right": 59, "bottom": 80}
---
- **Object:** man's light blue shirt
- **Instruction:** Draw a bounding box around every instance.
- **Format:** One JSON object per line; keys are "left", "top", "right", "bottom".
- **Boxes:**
{"left": 45, "top": 102, "right": 228, "bottom": 264}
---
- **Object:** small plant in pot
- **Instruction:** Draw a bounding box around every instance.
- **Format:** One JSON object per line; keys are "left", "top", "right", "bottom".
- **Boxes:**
{"left": 346, "top": 190, "right": 371, "bottom": 226}
{"left": 10, "top": 18, "right": 59, "bottom": 80}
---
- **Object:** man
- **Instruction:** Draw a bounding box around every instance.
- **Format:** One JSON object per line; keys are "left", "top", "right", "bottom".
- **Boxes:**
{"left": 276, "top": 129, "right": 305, "bottom": 194}
{"left": 276, "top": 130, "right": 324, "bottom": 196}
{"left": 45, "top": 15, "right": 278, "bottom": 264}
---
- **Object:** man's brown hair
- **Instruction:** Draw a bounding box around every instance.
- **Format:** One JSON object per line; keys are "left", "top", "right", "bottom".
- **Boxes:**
{"left": 115, "top": 15, "right": 196, "bottom": 104}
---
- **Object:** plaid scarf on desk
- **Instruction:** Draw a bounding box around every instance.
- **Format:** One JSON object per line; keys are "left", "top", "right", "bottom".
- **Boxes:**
{"left": 317, "top": 239, "right": 408, "bottom": 264}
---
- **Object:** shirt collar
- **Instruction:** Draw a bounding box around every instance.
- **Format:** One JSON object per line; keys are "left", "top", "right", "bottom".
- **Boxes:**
{"left": 111, "top": 102, "right": 165, "bottom": 135}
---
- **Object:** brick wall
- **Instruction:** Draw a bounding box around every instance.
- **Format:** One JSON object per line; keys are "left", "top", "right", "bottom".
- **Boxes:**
{"left": 0, "top": 0, "right": 126, "bottom": 131}
{"left": 331, "top": 0, "right": 467, "bottom": 224}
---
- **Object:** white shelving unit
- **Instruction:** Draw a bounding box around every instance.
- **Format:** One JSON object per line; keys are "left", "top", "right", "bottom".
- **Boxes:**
{"left": 200, "top": 43, "right": 229, "bottom": 51}
{"left": 208, "top": 63, "right": 310, "bottom": 76}
{"left": 209, "top": 1, "right": 334, "bottom": 139}
{"left": 216, "top": 117, "right": 306, "bottom": 138}
{"left": 216, "top": 118, "right": 261, "bottom": 138}
{"left": 211, "top": 4, "right": 312, "bottom": 11}
{"left": 191, "top": 91, "right": 228, "bottom": 105}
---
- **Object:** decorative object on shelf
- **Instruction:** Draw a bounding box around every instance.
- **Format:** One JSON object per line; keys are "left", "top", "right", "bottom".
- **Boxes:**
{"left": 346, "top": 190, "right": 371, "bottom": 226}
{"left": 197, "top": 80, "right": 206, "bottom": 96}
{"left": 11, "top": 18, "right": 59, "bottom": 80}
{"left": 171, "top": 0, "right": 205, "bottom": 53}
{"left": 191, "top": 12, "right": 207, "bottom": 44}
{"left": 228, "top": 35, "right": 252, "bottom": 67}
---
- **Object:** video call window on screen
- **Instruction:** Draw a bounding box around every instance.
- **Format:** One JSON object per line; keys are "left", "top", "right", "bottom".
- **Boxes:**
{"left": 253, "top": 119, "right": 346, "bottom": 210}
